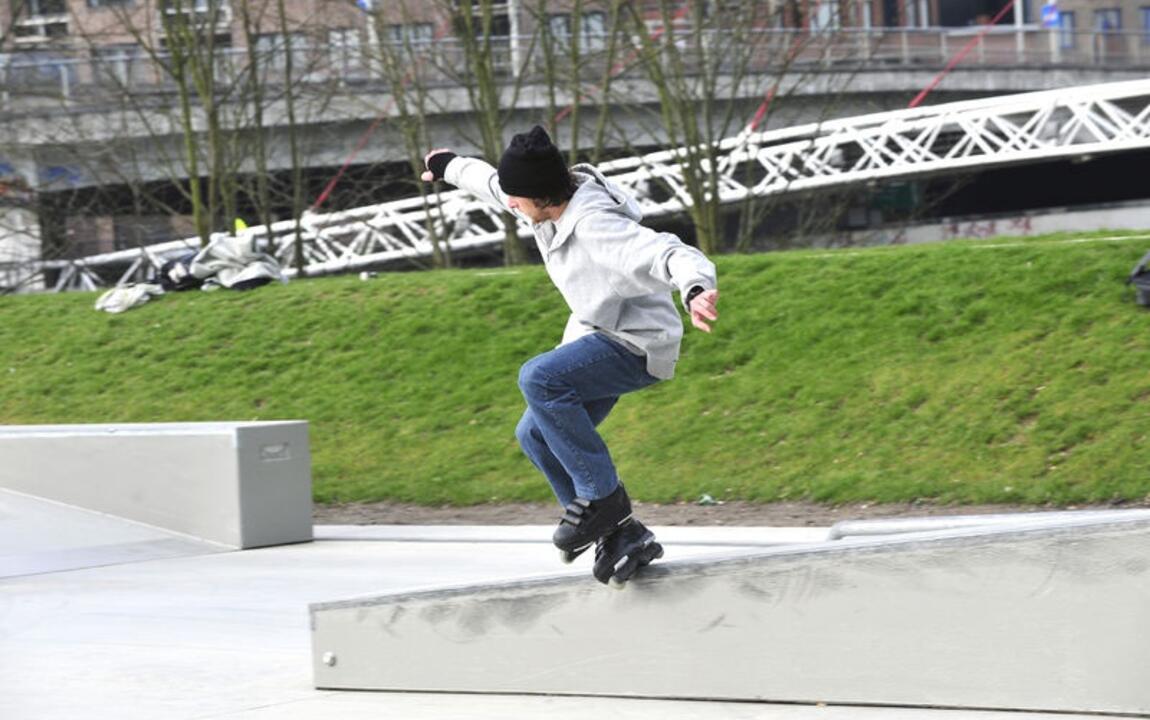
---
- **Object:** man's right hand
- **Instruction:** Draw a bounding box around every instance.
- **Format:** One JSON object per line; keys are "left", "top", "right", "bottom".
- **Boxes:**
{"left": 420, "top": 148, "right": 454, "bottom": 182}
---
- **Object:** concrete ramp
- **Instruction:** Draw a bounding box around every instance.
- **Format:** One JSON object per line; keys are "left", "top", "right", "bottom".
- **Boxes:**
{"left": 310, "top": 511, "right": 1150, "bottom": 715}
{"left": 0, "top": 488, "right": 228, "bottom": 578}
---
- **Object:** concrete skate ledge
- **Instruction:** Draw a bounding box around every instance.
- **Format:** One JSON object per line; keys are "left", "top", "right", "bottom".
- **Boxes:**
{"left": 310, "top": 511, "right": 1150, "bottom": 715}
{"left": 827, "top": 509, "right": 1150, "bottom": 540}
{"left": 0, "top": 421, "right": 313, "bottom": 549}
{"left": 315, "top": 524, "right": 829, "bottom": 546}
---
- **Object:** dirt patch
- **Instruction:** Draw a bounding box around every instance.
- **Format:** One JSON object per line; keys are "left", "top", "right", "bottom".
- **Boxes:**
{"left": 312, "top": 499, "right": 1137, "bottom": 527}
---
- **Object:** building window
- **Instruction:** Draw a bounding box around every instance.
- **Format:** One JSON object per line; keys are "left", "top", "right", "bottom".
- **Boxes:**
{"left": 13, "top": 0, "right": 69, "bottom": 40}
{"left": 255, "top": 33, "right": 310, "bottom": 73}
{"left": 547, "top": 11, "right": 607, "bottom": 49}
{"left": 410, "top": 23, "right": 434, "bottom": 44}
{"left": 583, "top": 11, "right": 606, "bottom": 49}
{"left": 810, "top": 0, "right": 840, "bottom": 34}
{"left": 906, "top": 0, "right": 930, "bottom": 28}
{"left": 548, "top": 13, "right": 570, "bottom": 42}
{"left": 1141, "top": 7, "right": 1150, "bottom": 43}
{"left": 92, "top": 44, "right": 147, "bottom": 86}
{"left": 88, "top": 0, "right": 133, "bottom": 8}
{"left": 162, "top": 0, "right": 219, "bottom": 10}
{"left": 383, "top": 22, "right": 434, "bottom": 46}
{"left": 329, "top": 29, "right": 362, "bottom": 72}
{"left": 25, "top": 0, "right": 67, "bottom": 16}
{"left": 1094, "top": 8, "right": 1121, "bottom": 32}
{"left": 1059, "top": 10, "right": 1076, "bottom": 49}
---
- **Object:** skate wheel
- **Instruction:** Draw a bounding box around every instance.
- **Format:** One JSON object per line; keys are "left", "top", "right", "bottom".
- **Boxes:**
{"left": 609, "top": 556, "right": 641, "bottom": 588}
{"left": 645, "top": 542, "right": 665, "bottom": 564}
{"left": 559, "top": 543, "right": 592, "bottom": 564}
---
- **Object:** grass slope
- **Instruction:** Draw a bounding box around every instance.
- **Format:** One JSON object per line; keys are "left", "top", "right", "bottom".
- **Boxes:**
{"left": 2, "top": 232, "right": 1148, "bottom": 507}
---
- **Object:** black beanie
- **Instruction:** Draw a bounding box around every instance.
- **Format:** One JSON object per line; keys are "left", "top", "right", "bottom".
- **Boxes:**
{"left": 498, "top": 125, "right": 569, "bottom": 199}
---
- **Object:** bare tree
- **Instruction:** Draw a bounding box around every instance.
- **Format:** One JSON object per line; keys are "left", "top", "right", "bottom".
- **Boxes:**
{"left": 431, "top": 0, "right": 538, "bottom": 265}
{"left": 531, "top": 0, "right": 628, "bottom": 165}
{"left": 619, "top": 1, "right": 789, "bottom": 255}
{"left": 0, "top": 0, "right": 988, "bottom": 287}
{"left": 0, "top": 0, "right": 361, "bottom": 272}
{"left": 367, "top": 0, "right": 452, "bottom": 268}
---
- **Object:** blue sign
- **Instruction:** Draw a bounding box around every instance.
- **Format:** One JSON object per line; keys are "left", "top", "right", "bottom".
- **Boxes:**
{"left": 1041, "top": 3, "right": 1060, "bottom": 28}
{"left": 39, "top": 165, "right": 84, "bottom": 188}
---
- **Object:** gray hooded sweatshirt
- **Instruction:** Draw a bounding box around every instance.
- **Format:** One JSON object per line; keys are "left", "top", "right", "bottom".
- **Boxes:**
{"left": 444, "top": 156, "right": 717, "bottom": 380}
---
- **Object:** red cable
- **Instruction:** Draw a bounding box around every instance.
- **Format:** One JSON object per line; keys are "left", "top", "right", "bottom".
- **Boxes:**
{"left": 909, "top": 0, "right": 1017, "bottom": 108}
{"left": 745, "top": 28, "right": 805, "bottom": 133}
{"left": 310, "top": 16, "right": 452, "bottom": 211}
{"left": 310, "top": 112, "right": 390, "bottom": 211}
{"left": 746, "top": 87, "right": 776, "bottom": 133}
{"left": 554, "top": 4, "right": 692, "bottom": 125}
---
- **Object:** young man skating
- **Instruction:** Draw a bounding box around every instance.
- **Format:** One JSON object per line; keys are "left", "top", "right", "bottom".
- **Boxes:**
{"left": 421, "top": 126, "right": 719, "bottom": 586}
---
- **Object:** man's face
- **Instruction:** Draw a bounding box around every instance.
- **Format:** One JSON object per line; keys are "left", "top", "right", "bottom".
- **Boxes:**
{"left": 507, "top": 195, "right": 551, "bottom": 224}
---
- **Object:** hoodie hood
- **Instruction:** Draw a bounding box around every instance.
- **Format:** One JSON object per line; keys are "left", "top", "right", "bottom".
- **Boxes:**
{"left": 548, "top": 163, "right": 642, "bottom": 251}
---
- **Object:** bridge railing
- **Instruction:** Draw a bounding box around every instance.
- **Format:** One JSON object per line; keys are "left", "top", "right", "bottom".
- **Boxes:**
{"left": 2, "top": 27, "right": 1148, "bottom": 110}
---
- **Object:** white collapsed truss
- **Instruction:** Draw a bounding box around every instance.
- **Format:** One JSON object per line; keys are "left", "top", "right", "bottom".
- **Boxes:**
{"left": 35, "top": 78, "right": 1150, "bottom": 292}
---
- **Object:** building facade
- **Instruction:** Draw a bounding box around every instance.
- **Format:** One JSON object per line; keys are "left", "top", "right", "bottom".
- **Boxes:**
{"left": 0, "top": 1, "right": 947, "bottom": 55}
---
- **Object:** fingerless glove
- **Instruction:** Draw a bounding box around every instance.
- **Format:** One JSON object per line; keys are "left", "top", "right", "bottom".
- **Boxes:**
{"left": 426, "top": 152, "right": 457, "bottom": 181}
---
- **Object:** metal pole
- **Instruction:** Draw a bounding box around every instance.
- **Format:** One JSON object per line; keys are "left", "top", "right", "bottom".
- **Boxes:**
{"left": 359, "top": 0, "right": 381, "bottom": 79}
{"left": 1015, "top": 0, "right": 1025, "bottom": 63}
{"left": 508, "top": 0, "right": 520, "bottom": 78}
{"left": 0, "top": 56, "right": 9, "bottom": 108}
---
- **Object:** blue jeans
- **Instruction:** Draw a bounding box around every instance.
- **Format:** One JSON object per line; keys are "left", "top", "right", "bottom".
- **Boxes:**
{"left": 515, "top": 333, "right": 660, "bottom": 508}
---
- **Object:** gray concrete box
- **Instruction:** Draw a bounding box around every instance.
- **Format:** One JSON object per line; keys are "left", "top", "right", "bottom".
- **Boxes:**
{"left": 310, "top": 513, "right": 1150, "bottom": 714}
{"left": 0, "top": 421, "right": 312, "bottom": 549}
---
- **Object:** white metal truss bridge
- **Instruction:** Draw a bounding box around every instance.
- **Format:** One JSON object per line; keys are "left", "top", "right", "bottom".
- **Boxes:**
{"left": 34, "top": 78, "right": 1150, "bottom": 292}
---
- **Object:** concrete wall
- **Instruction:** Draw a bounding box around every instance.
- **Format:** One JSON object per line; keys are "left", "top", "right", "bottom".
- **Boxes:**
{"left": 807, "top": 199, "right": 1150, "bottom": 249}
{"left": 310, "top": 512, "right": 1150, "bottom": 714}
{"left": 0, "top": 421, "right": 313, "bottom": 549}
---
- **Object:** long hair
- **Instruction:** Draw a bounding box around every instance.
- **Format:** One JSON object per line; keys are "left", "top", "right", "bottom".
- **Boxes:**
{"left": 533, "top": 172, "right": 578, "bottom": 209}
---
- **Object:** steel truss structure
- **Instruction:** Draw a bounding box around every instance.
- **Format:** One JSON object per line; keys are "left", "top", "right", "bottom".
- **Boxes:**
{"left": 33, "top": 78, "right": 1150, "bottom": 292}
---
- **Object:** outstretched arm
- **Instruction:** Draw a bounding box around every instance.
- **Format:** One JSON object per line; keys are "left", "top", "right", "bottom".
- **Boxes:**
{"left": 420, "top": 148, "right": 511, "bottom": 215}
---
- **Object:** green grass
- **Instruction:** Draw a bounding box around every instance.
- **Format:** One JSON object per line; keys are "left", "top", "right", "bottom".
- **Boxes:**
{"left": 3, "top": 231, "right": 1149, "bottom": 507}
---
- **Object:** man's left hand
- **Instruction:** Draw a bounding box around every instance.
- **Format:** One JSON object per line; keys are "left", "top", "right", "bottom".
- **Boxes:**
{"left": 689, "top": 289, "right": 719, "bottom": 333}
{"left": 420, "top": 148, "right": 453, "bottom": 182}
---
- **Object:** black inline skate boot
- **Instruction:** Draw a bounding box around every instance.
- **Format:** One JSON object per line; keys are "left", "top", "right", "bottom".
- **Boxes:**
{"left": 592, "top": 518, "right": 664, "bottom": 588}
{"left": 553, "top": 484, "right": 632, "bottom": 564}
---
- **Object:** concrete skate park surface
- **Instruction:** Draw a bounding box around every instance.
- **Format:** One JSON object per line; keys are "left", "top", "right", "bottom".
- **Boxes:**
{"left": 3, "top": 491, "right": 1145, "bottom": 719}
{"left": 3, "top": 419, "right": 1147, "bottom": 719}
